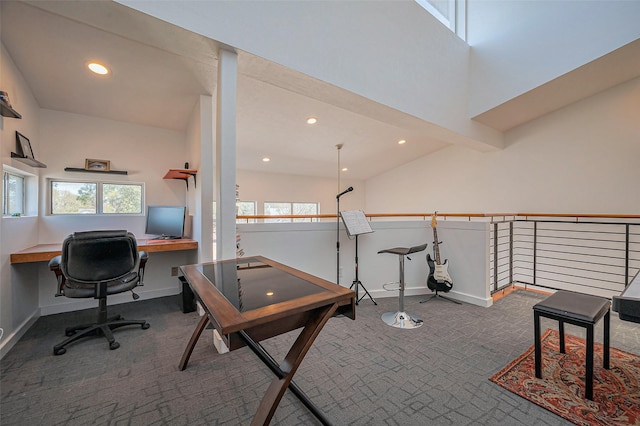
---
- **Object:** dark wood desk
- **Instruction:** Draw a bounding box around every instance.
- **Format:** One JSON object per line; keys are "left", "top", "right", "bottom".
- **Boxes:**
{"left": 10, "top": 238, "right": 198, "bottom": 264}
{"left": 179, "top": 256, "right": 355, "bottom": 426}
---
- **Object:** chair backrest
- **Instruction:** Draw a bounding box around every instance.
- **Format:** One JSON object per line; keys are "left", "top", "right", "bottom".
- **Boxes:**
{"left": 61, "top": 230, "right": 138, "bottom": 283}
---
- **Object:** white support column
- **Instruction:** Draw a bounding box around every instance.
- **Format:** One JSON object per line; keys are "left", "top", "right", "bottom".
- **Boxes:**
{"left": 215, "top": 48, "right": 238, "bottom": 261}
{"left": 198, "top": 94, "right": 214, "bottom": 263}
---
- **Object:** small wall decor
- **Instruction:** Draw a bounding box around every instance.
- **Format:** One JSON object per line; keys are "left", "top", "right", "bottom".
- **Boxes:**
{"left": 85, "top": 159, "right": 110, "bottom": 171}
{"left": 16, "top": 132, "right": 34, "bottom": 159}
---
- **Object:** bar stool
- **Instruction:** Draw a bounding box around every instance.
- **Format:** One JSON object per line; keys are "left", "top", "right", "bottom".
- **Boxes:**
{"left": 378, "top": 243, "right": 428, "bottom": 329}
{"left": 533, "top": 290, "right": 610, "bottom": 400}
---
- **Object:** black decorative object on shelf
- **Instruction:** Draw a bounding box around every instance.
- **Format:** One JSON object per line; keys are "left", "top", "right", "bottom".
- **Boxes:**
{"left": 11, "top": 131, "right": 45, "bottom": 167}
{"left": 64, "top": 167, "right": 127, "bottom": 175}
{"left": 0, "top": 92, "right": 21, "bottom": 119}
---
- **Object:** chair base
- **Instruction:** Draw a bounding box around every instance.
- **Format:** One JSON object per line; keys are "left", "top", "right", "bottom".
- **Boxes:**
{"left": 54, "top": 317, "right": 149, "bottom": 355}
{"left": 381, "top": 311, "right": 423, "bottom": 329}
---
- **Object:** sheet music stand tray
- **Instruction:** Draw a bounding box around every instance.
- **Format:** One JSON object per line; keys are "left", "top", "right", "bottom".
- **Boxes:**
{"left": 340, "top": 210, "right": 376, "bottom": 305}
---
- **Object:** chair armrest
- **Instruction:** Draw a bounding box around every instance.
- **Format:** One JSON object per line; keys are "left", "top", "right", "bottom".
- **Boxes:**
{"left": 48, "top": 255, "right": 66, "bottom": 296}
{"left": 138, "top": 251, "right": 148, "bottom": 285}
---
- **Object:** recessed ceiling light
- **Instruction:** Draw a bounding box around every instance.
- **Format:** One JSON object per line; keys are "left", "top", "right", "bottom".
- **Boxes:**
{"left": 342, "top": 167, "right": 348, "bottom": 172}
{"left": 398, "top": 139, "right": 406, "bottom": 145}
{"left": 262, "top": 157, "right": 270, "bottom": 162}
{"left": 306, "top": 117, "right": 317, "bottom": 124}
{"left": 87, "top": 62, "right": 110, "bottom": 75}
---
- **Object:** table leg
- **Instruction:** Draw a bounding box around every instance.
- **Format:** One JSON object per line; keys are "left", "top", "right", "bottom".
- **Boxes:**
{"left": 559, "top": 320, "right": 565, "bottom": 353}
{"left": 250, "top": 304, "right": 338, "bottom": 426}
{"left": 585, "top": 324, "right": 594, "bottom": 400}
{"left": 534, "top": 311, "right": 542, "bottom": 379}
{"left": 179, "top": 314, "right": 210, "bottom": 371}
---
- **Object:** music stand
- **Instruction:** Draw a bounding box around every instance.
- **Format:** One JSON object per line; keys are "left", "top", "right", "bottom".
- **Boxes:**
{"left": 340, "top": 210, "right": 376, "bottom": 305}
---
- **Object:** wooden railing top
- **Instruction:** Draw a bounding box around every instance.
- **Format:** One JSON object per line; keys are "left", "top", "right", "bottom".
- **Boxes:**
{"left": 236, "top": 212, "right": 640, "bottom": 221}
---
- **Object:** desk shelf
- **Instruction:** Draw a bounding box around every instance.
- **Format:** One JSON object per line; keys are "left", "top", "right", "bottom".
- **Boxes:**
{"left": 1, "top": 99, "right": 21, "bottom": 119}
{"left": 11, "top": 152, "right": 46, "bottom": 168}
{"left": 164, "top": 169, "right": 197, "bottom": 189}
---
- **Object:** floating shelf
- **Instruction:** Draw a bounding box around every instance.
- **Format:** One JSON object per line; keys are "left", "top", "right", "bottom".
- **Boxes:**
{"left": 65, "top": 167, "right": 127, "bottom": 175}
{"left": 164, "top": 169, "right": 197, "bottom": 189}
{"left": 11, "top": 152, "right": 46, "bottom": 168}
{"left": 1, "top": 99, "right": 21, "bottom": 119}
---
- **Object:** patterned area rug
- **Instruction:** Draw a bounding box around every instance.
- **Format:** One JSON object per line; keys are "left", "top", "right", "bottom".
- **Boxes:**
{"left": 490, "top": 329, "right": 640, "bottom": 426}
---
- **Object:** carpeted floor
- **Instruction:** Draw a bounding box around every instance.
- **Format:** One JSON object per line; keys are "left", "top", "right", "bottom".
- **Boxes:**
{"left": 1, "top": 290, "right": 639, "bottom": 425}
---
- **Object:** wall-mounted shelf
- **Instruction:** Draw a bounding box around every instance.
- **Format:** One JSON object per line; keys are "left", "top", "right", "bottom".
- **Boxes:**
{"left": 1, "top": 99, "right": 21, "bottom": 119}
{"left": 65, "top": 167, "right": 128, "bottom": 175}
{"left": 11, "top": 152, "right": 46, "bottom": 168}
{"left": 164, "top": 169, "right": 197, "bottom": 189}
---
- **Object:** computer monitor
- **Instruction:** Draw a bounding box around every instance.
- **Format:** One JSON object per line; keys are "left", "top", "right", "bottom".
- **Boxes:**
{"left": 145, "top": 206, "right": 186, "bottom": 239}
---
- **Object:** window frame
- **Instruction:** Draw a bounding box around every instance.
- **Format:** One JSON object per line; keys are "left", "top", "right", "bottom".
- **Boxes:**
{"left": 48, "top": 178, "right": 145, "bottom": 216}
{"left": 263, "top": 201, "right": 320, "bottom": 223}
{"left": 3, "top": 170, "right": 26, "bottom": 216}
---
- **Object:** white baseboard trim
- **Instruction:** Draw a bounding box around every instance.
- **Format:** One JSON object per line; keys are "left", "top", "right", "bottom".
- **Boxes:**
{"left": 368, "top": 286, "right": 492, "bottom": 307}
{"left": 0, "top": 310, "right": 40, "bottom": 360}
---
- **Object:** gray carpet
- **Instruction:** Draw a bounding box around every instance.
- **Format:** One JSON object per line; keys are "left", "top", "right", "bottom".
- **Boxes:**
{"left": 1, "top": 291, "right": 639, "bottom": 425}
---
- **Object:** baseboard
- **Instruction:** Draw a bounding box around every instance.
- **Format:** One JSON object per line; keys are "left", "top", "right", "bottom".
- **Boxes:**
{"left": 0, "top": 310, "right": 40, "bottom": 361}
{"left": 368, "top": 286, "right": 492, "bottom": 307}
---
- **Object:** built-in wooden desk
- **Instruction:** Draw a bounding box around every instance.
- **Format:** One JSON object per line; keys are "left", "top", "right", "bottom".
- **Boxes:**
{"left": 10, "top": 238, "right": 198, "bottom": 264}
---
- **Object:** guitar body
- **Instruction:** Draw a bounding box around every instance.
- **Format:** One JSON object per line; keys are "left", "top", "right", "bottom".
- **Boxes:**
{"left": 427, "top": 253, "right": 453, "bottom": 292}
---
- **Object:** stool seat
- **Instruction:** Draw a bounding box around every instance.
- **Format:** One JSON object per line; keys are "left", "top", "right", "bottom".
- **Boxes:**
{"left": 533, "top": 291, "right": 610, "bottom": 323}
{"left": 533, "top": 290, "right": 610, "bottom": 400}
{"left": 378, "top": 243, "right": 428, "bottom": 257}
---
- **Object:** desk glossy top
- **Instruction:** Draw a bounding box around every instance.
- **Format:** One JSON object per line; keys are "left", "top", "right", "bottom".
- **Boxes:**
{"left": 198, "top": 258, "right": 326, "bottom": 312}
{"left": 180, "top": 256, "right": 355, "bottom": 337}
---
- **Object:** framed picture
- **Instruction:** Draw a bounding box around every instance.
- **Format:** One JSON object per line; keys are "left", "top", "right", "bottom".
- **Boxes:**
{"left": 16, "top": 132, "right": 35, "bottom": 159}
{"left": 85, "top": 159, "right": 111, "bottom": 171}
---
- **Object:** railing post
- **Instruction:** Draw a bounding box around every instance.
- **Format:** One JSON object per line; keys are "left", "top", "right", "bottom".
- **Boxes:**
{"left": 625, "top": 223, "right": 630, "bottom": 286}
{"left": 493, "top": 222, "right": 498, "bottom": 292}
{"left": 509, "top": 221, "right": 513, "bottom": 285}
{"left": 533, "top": 222, "right": 537, "bottom": 287}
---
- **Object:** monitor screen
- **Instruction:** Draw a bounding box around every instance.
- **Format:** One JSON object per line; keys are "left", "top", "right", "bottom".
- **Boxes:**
{"left": 145, "top": 206, "right": 186, "bottom": 239}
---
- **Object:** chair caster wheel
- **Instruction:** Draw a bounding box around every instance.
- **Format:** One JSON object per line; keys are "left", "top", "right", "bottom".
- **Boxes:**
{"left": 54, "top": 347, "right": 66, "bottom": 356}
{"left": 142, "top": 322, "right": 150, "bottom": 330}
{"left": 109, "top": 341, "right": 120, "bottom": 350}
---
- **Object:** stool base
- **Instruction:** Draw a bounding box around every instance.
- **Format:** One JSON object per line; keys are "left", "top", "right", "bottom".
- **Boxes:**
{"left": 381, "top": 311, "right": 423, "bottom": 329}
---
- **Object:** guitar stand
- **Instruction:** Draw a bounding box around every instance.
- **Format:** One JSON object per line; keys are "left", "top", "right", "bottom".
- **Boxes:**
{"left": 420, "top": 288, "right": 461, "bottom": 305}
{"left": 350, "top": 234, "right": 376, "bottom": 305}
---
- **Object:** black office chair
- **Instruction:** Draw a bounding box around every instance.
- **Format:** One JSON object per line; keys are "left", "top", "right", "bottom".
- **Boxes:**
{"left": 48, "top": 230, "right": 150, "bottom": 355}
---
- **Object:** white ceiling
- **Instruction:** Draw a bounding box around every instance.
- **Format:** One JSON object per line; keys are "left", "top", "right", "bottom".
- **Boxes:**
{"left": 2, "top": 1, "right": 638, "bottom": 180}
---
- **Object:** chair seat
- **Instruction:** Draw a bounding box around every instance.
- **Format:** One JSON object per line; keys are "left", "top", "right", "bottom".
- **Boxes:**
{"left": 63, "top": 272, "right": 140, "bottom": 298}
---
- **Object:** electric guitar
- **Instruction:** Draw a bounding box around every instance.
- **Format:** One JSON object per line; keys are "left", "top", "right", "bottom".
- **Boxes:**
{"left": 427, "top": 212, "right": 453, "bottom": 292}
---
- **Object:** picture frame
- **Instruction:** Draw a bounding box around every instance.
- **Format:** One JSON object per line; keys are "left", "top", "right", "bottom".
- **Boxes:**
{"left": 85, "top": 158, "right": 111, "bottom": 171}
{"left": 16, "top": 131, "right": 35, "bottom": 159}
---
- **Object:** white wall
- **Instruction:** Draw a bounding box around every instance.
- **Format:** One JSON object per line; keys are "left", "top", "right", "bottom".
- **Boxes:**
{"left": 1, "top": 42, "right": 43, "bottom": 357}
{"left": 237, "top": 169, "right": 365, "bottom": 215}
{"left": 467, "top": 0, "right": 640, "bottom": 116}
{"left": 238, "top": 220, "right": 491, "bottom": 308}
{"left": 365, "top": 77, "right": 640, "bottom": 215}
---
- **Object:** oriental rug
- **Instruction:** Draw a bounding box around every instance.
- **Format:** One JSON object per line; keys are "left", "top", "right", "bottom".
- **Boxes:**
{"left": 490, "top": 329, "right": 640, "bottom": 426}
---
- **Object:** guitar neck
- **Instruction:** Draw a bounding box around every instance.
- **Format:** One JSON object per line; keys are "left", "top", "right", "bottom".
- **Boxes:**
{"left": 433, "top": 227, "right": 441, "bottom": 265}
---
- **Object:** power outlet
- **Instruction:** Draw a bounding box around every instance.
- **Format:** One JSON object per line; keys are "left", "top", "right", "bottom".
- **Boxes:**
{"left": 171, "top": 266, "right": 179, "bottom": 276}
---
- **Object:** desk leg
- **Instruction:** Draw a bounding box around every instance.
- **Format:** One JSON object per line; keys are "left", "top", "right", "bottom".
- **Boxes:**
{"left": 249, "top": 304, "right": 338, "bottom": 426}
{"left": 179, "top": 314, "right": 210, "bottom": 371}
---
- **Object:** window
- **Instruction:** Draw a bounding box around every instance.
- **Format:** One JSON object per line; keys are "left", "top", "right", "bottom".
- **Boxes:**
{"left": 236, "top": 200, "right": 256, "bottom": 223}
{"left": 3, "top": 171, "right": 25, "bottom": 216}
{"left": 416, "top": 0, "right": 466, "bottom": 41}
{"left": 264, "top": 202, "right": 319, "bottom": 223}
{"left": 50, "top": 180, "right": 143, "bottom": 215}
